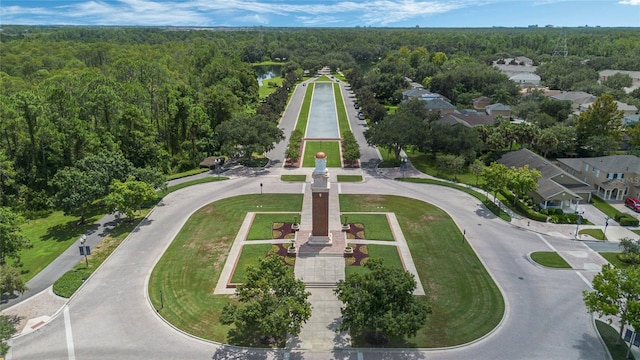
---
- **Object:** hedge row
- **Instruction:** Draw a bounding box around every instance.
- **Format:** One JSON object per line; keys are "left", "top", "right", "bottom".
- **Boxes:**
{"left": 285, "top": 129, "right": 303, "bottom": 164}
{"left": 614, "top": 212, "right": 640, "bottom": 226}
{"left": 500, "top": 190, "right": 548, "bottom": 222}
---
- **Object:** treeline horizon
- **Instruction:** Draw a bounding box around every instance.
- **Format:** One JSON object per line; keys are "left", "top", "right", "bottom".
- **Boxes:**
{"left": 1, "top": 25, "right": 639, "bottom": 216}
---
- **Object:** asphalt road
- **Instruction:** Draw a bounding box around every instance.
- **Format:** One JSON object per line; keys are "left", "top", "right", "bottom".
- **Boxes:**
{"left": 8, "top": 174, "right": 607, "bottom": 359}
{"left": 7, "top": 78, "right": 608, "bottom": 359}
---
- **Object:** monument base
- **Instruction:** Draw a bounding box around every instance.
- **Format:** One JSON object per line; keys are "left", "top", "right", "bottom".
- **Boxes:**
{"left": 307, "top": 233, "right": 333, "bottom": 245}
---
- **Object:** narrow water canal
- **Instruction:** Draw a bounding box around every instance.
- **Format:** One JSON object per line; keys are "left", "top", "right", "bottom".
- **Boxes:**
{"left": 306, "top": 82, "right": 339, "bottom": 138}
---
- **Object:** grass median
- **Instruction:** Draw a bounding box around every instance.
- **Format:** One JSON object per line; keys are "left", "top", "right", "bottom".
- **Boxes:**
{"left": 148, "top": 193, "right": 503, "bottom": 347}
{"left": 148, "top": 194, "right": 303, "bottom": 343}
{"left": 340, "top": 194, "right": 504, "bottom": 347}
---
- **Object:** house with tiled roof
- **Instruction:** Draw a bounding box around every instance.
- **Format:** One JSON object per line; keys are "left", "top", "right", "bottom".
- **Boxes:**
{"left": 557, "top": 155, "right": 640, "bottom": 201}
{"left": 499, "top": 149, "right": 592, "bottom": 211}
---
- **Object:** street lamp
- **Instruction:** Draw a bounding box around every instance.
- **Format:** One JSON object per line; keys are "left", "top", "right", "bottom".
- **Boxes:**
{"left": 574, "top": 209, "right": 585, "bottom": 240}
{"left": 401, "top": 158, "right": 408, "bottom": 178}
{"left": 260, "top": 183, "right": 263, "bottom": 195}
{"left": 604, "top": 217, "right": 610, "bottom": 238}
{"left": 79, "top": 234, "right": 90, "bottom": 267}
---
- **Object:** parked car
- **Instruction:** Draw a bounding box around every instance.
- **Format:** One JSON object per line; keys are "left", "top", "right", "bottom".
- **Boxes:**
{"left": 358, "top": 112, "right": 365, "bottom": 120}
{"left": 625, "top": 197, "right": 640, "bottom": 212}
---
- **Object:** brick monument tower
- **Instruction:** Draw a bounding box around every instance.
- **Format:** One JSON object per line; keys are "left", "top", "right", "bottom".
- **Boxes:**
{"left": 309, "top": 151, "right": 332, "bottom": 244}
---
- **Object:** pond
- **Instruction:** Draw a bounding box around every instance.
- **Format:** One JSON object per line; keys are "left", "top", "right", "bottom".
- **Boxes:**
{"left": 254, "top": 64, "right": 282, "bottom": 85}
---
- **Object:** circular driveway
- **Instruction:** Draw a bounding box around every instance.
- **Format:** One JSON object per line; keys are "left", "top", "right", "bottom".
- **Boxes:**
{"left": 9, "top": 173, "right": 607, "bottom": 359}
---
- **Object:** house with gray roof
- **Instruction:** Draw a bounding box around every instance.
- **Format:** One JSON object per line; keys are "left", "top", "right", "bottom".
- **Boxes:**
{"left": 485, "top": 103, "right": 511, "bottom": 118}
{"left": 509, "top": 73, "right": 541, "bottom": 86}
{"left": 578, "top": 100, "right": 638, "bottom": 116}
{"left": 499, "top": 149, "right": 592, "bottom": 211}
{"left": 439, "top": 111, "right": 497, "bottom": 128}
{"left": 558, "top": 155, "right": 640, "bottom": 201}
{"left": 548, "top": 91, "right": 597, "bottom": 111}
{"left": 557, "top": 155, "right": 640, "bottom": 201}
{"left": 599, "top": 69, "right": 640, "bottom": 94}
{"left": 420, "top": 98, "right": 455, "bottom": 115}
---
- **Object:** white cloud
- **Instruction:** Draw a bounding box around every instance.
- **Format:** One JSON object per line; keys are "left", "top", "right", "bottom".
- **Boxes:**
{"left": 619, "top": 0, "right": 640, "bottom": 4}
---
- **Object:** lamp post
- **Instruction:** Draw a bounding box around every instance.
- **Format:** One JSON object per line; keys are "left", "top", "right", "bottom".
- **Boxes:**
{"left": 604, "top": 217, "right": 610, "bottom": 238}
{"left": 260, "top": 183, "right": 263, "bottom": 195}
{"left": 574, "top": 209, "right": 584, "bottom": 240}
{"left": 401, "top": 158, "right": 407, "bottom": 178}
{"left": 79, "top": 234, "right": 90, "bottom": 267}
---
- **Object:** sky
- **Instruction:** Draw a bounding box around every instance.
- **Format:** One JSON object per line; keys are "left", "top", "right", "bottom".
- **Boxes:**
{"left": 1, "top": 0, "right": 639, "bottom": 28}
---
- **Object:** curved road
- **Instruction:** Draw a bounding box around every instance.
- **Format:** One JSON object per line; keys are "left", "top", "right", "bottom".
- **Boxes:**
{"left": 8, "top": 77, "right": 608, "bottom": 359}
{"left": 9, "top": 173, "right": 606, "bottom": 359}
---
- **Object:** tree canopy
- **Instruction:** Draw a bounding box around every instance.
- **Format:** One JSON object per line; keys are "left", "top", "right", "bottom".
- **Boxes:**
{"left": 583, "top": 264, "right": 640, "bottom": 346}
{"left": 334, "top": 258, "right": 429, "bottom": 344}
{"left": 220, "top": 255, "right": 311, "bottom": 347}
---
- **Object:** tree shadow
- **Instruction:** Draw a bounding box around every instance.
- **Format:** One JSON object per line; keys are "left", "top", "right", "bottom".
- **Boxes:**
{"left": 359, "top": 350, "right": 426, "bottom": 359}
{"left": 572, "top": 330, "right": 608, "bottom": 360}
{"left": 210, "top": 345, "right": 272, "bottom": 360}
{"left": 41, "top": 220, "right": 100, "bottom": 242}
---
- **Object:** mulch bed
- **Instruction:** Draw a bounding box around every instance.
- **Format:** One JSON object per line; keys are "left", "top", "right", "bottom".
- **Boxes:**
{"left": 272, "top": 222, "right": 296, "bottom": 239}
{"left": 345, "top": 244, "right": 369, "bottom": 266}
{"left": 345, "top": 223, "right": 365, "bottom": 239}
{"left": 269, "top": 244, "right": 296, "bottom": 266}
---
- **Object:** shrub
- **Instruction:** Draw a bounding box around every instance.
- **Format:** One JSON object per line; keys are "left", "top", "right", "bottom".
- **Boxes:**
{"left": 53, "top": 268, "right": 91, "bottom": 298}
{"left": 619, "top": 216, "right": 639, "bottom": 227}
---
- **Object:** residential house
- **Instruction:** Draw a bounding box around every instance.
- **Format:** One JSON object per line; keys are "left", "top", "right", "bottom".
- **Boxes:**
{"left": 557, "top": 155, "right": 640, "bottom": 201}
{"left": 404, "top": 77, "right": 425, "bottom": 90}
{"left": 493, "top": 57, "right": 538, "bottom": 78}
{"left": 548, "top": 91, "right": 597, "bottom": 112}
{"left": 420, "top": 98, "right": 455, "bottom": 115}
{"left": 499, "top": 149, "right": 592, "bottom": 211}
{"left": 509, "top": 73, "right": 541, "bottom": 86}
{"left": 402, "top": 89, "right": 448, "bottom": 102}
{"left": 578, "top": 100, "right": 638, "bottom": 117}
{"left": 473, "top": 96, "right": 491, "bottom": 111}
{"left": 485, "top": 103, "right": 512, "bottom": 118}
{"left": 439, "top": 111, "right": 497, "bottom": 128}
{"left": 599, "top": 69, "right": 640, "bottom": 94}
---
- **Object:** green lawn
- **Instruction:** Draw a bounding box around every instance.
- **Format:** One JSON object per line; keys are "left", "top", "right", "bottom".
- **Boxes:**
{"left": 591, "top": 195, "right": 621, "bottom": 219}
{"left": 314, "top": 75, "right": 332, "bottom": 82}
{"left": 281, "top": 174, "right": 306, "bottom": 182}
{"left": 595, "top": 320, "right": 637, "bottom": 360}
{"left": 345, "top": 244, "right": 403, "bottom": 276}
{"left": 333, "top": 83, "right": 350, "bottom": 136}
{"left": 340, "top": 194, "right": 504, "bottom": 347}
{"left": 579, "top": 228, "right": 607, "bottom": 241}
{"left": 399, "top": 178, "right": 511, "bottom": 222}
{"left": 148, "top": 193, "right": 503, "bottom": 347}
{"left": 302, "top": 141, "right": 342, "bottom": 167}
{"left": 341, "top": 213, "right": 394, "bottom": 240}
{"left": 229, "top": 244, "right": 273, "bottom": 283}
{"left": 53, "top": 210, "right": 149, "bottom": 297}
{"left": 337, "top": 175, "right": 363, "bottom": 182}
{"left": 409, "top": 152, "right": 481, "bottom": 185}
{"left": 600, "top": 252, "right": 634, "bottom": 269}
{"left": 259, "top": 77, "right": 284, "bottom": 99}
{"left": 295, "top": 83, "right": 314, "bottom": 135}
{"left": 246, "top": 213, "right": 300, "bottom": 240}
{"left": 530, "top": 252, "right": 572, "bottom": 268}
{"left": 19, "top": 209, "right": 104, "bottom": 282}
{"left": 148, "top": 194, "right": 303, "bottom": 343}
{"left": 167, "top": 168, "right": 210, "bottom": 180}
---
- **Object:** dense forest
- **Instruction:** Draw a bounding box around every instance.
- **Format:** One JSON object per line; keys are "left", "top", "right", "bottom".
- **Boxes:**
{"left": 1, "top": 26, "right": 640, "bottom": 216}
